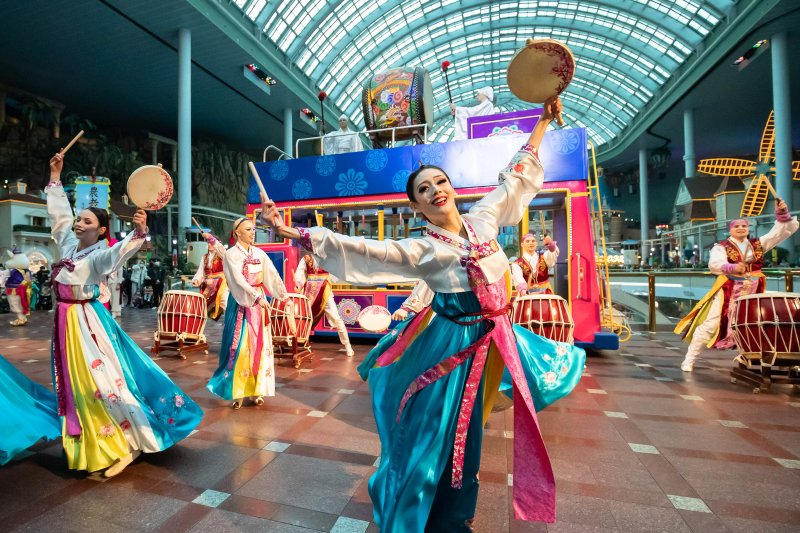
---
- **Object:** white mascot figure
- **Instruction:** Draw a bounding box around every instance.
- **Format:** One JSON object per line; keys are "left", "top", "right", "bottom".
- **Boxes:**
{"left": 4, "top": 248, "right": 32, "bottom": 326}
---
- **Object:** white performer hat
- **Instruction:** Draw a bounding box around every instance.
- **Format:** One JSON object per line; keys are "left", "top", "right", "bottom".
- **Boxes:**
{"left": 339, "top": 114, "right": 348, "bottom": 121}
{"left": 477, "top": 86, "right": 494, "bottom": 102}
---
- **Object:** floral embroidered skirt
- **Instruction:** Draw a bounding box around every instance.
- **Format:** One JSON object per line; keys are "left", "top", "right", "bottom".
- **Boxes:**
{"left": 207, "top": 294, "right": 275, "bottom": 401}
{"left": 359, "top": 290, "right": 585, "bottom": 531}
{"left": 55, "top": 300, "right": 203, "bottom": 472}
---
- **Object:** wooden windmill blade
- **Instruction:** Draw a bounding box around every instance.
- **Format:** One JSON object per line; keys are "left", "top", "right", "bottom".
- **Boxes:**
{"left": 759, "top": 110, "right": 775, "bottom": 164}
{"left": 740, "top": 174, "right": 771, "bottom": 217}
{"left": 697, "top": 158, "right": 756, "bottom": 177}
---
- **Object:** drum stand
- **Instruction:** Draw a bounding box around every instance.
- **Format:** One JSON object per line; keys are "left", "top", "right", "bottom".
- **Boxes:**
{"left": 730, "top": 352, "right": 800, "bottom": 394}
{"left": 273, "top": 336, "right": 313, "bottom": 369}
{"left": 152, "top": 332, "right": 209, "bottom": 360}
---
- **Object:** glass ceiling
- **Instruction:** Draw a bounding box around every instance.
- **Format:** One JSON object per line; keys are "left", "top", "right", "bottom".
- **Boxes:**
{"left": 233, "top": 0, "right": 734, "bottom": 146}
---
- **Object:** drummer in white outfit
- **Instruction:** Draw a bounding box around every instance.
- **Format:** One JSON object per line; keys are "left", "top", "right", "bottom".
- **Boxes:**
{"left": 323, "top": 115, "right": 361, "bottom": 155}
{"left": 294, "top": 255, "right": 355, "bottom": 357}
{"left": 450, "top": 86, "right": 496, "bottom": 141}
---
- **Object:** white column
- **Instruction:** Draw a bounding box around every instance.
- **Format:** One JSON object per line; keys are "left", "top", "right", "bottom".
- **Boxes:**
{"left": 640, "top": 148, "right": 649, "bottom": 264}
{"left": 683, "top": 109, "right": 695, "bottom": 178}
{"left": 283, "top": 107, "right": 293, "bottom": 157}
{"left": 177, "top": 28, "right": 192, "bottom": 236}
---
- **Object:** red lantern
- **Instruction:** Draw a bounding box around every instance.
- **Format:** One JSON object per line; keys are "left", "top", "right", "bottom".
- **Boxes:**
{"left": 318, "top": 91, "right": 327, "bottom": 101}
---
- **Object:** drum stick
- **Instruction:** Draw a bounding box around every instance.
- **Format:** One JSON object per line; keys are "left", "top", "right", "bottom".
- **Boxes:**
{"left": 539, "top": 211, "right": 547, "bottom": 237}
{"left": 763, "top": 178, "right": 782, "bottom": 203}
{"left": 441, "top": 61, "right": 453, "bottom": 103}
{"left": 59, "top": 130, "right": 84, "bottom": 155}
{"left": 248, "top": 161, "right": 270, "bottom": 202}
{"left": 191, "top": 216, "right": 204, "bottom": 233}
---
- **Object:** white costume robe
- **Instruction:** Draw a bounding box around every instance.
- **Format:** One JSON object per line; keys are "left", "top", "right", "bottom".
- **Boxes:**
{"left": 453, "top": 100, "right": 495, "bottom": 141}
{"left": 324, "top": 128, "right": 361, "bottom": 154}
{"left": 294, "top": 255, "right": 353, "bottom": 354}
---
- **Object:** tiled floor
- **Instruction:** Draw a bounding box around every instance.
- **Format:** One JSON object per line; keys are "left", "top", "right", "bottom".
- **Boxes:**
{"left": 1, "top": 309, "right": 799, "bottom": 532}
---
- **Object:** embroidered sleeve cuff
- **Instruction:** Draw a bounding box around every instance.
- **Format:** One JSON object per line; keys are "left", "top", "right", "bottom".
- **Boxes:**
{"left": 545, "top": 241, "right": 557, "bottom": 252}
{"left": 45, "top": 180, "right": 62, "bottom": 190}
{"left": 297, "top": 227, "right": 314, "bottom": 252}
{"left": 516, "top": 283, "right": 527, "bottom": 293}
{"left": 131, "top": 227, "right": 148, "bottom": 240}
{"left": 519, "top": 144, "right": 540, "bottom": 159}
{"left": 776, "top": 209, "right": 792, "bottom": 223}
{"left": 206, "top": 234, "right": 218, "bottom": 244}
{"left": 721, "top": 263, "right": 736, "bottom": 275}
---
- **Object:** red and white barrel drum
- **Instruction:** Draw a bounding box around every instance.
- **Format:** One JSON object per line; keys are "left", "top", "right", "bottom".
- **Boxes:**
{"left": 157, "top": 290, "right": 207, "bottom": 338}
{"left": 512, "top": 294, "right": 574, "bottom": 343}
{"left": 732, "top": 292, "right": 800, "bottom": 356}
{"left": 361, "top": 67, "right": 433, "bottom": 140}
{"left": 270, "top": 293, "right": 313, "bottom": 344}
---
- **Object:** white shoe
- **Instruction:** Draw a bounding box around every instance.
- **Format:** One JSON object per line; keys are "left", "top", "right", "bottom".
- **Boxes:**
{"left": 680, "top": 362, "right": 694, "bottom": 372}
{"left": 104, "top": 450, "right": 141, "bottom": 477}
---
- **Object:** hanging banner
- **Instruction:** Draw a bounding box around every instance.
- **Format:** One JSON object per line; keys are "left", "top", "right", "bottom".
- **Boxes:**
{"left": 74, "top": 176, "right": 111, "bottom": 211}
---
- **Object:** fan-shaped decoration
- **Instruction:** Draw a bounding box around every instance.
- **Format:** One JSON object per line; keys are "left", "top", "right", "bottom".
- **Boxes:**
{"left": 740, "top": 175, "right": 770, "bottom": 217}
{"left": 697, "top": 111, "right": 799, "bottom": 217}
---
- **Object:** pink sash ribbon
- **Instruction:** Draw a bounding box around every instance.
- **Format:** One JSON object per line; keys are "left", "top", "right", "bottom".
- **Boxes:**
{"left": 396, "top": 221, "right": 556, "bottom": 522}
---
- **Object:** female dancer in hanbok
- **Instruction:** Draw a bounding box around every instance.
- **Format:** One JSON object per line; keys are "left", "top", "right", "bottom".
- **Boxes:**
{"left": 0, "top": 354, "right": 60, "bottom": 465}
{"left": 47, "top": 153, "right": 203, "bottom": 477}
{"left": 261, "top": 96, "right": 585, "bottom": 530}
{"left": 206, "top": 220, "right": 291, "bottom": 409}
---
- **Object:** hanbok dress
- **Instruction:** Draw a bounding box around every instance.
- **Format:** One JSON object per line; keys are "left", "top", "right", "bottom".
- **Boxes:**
{"left": 0, "top": 354, "right": 60, "bottom": 465}
{"left": 207, "top": 242, "right": 289, "bottom": 401}
{"left": 45, "top": 181, "right": 204, "bottom": 473}
{"left": 296, "top": 143, "right": 585, "bottom": 530}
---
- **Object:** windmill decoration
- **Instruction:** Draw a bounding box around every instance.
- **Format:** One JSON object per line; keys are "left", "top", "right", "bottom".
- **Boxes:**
{"left": 696, "top": 111, "right": 800, "bottom": 217}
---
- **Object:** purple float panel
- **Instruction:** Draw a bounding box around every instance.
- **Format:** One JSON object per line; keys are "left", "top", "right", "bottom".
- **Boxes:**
{"left": 467, "top": 108, "right": 543, "bottom": 139}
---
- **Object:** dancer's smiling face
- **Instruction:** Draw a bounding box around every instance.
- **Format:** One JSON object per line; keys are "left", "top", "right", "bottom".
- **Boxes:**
{"left": 408, "top": 167, "right": 456, "bottom": 223}
{"left": 235, "top": 219, "right": 255, "bottom": 246}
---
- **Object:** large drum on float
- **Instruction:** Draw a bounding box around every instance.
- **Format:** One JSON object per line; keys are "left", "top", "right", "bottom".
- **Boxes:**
{"left": 512, "top": 294, "right": 574, "bottom": 343}
{"left": 152, "top": 290, "right": 208, "bottom": 358}
{"left": 270, "top": 293, "right": 314, "bottom": 368}
{"left": 731, "top": 292, "right": 800, "bottom": 363}
{"left": 361, "top": 67, "right": 433, "bottom": 140}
